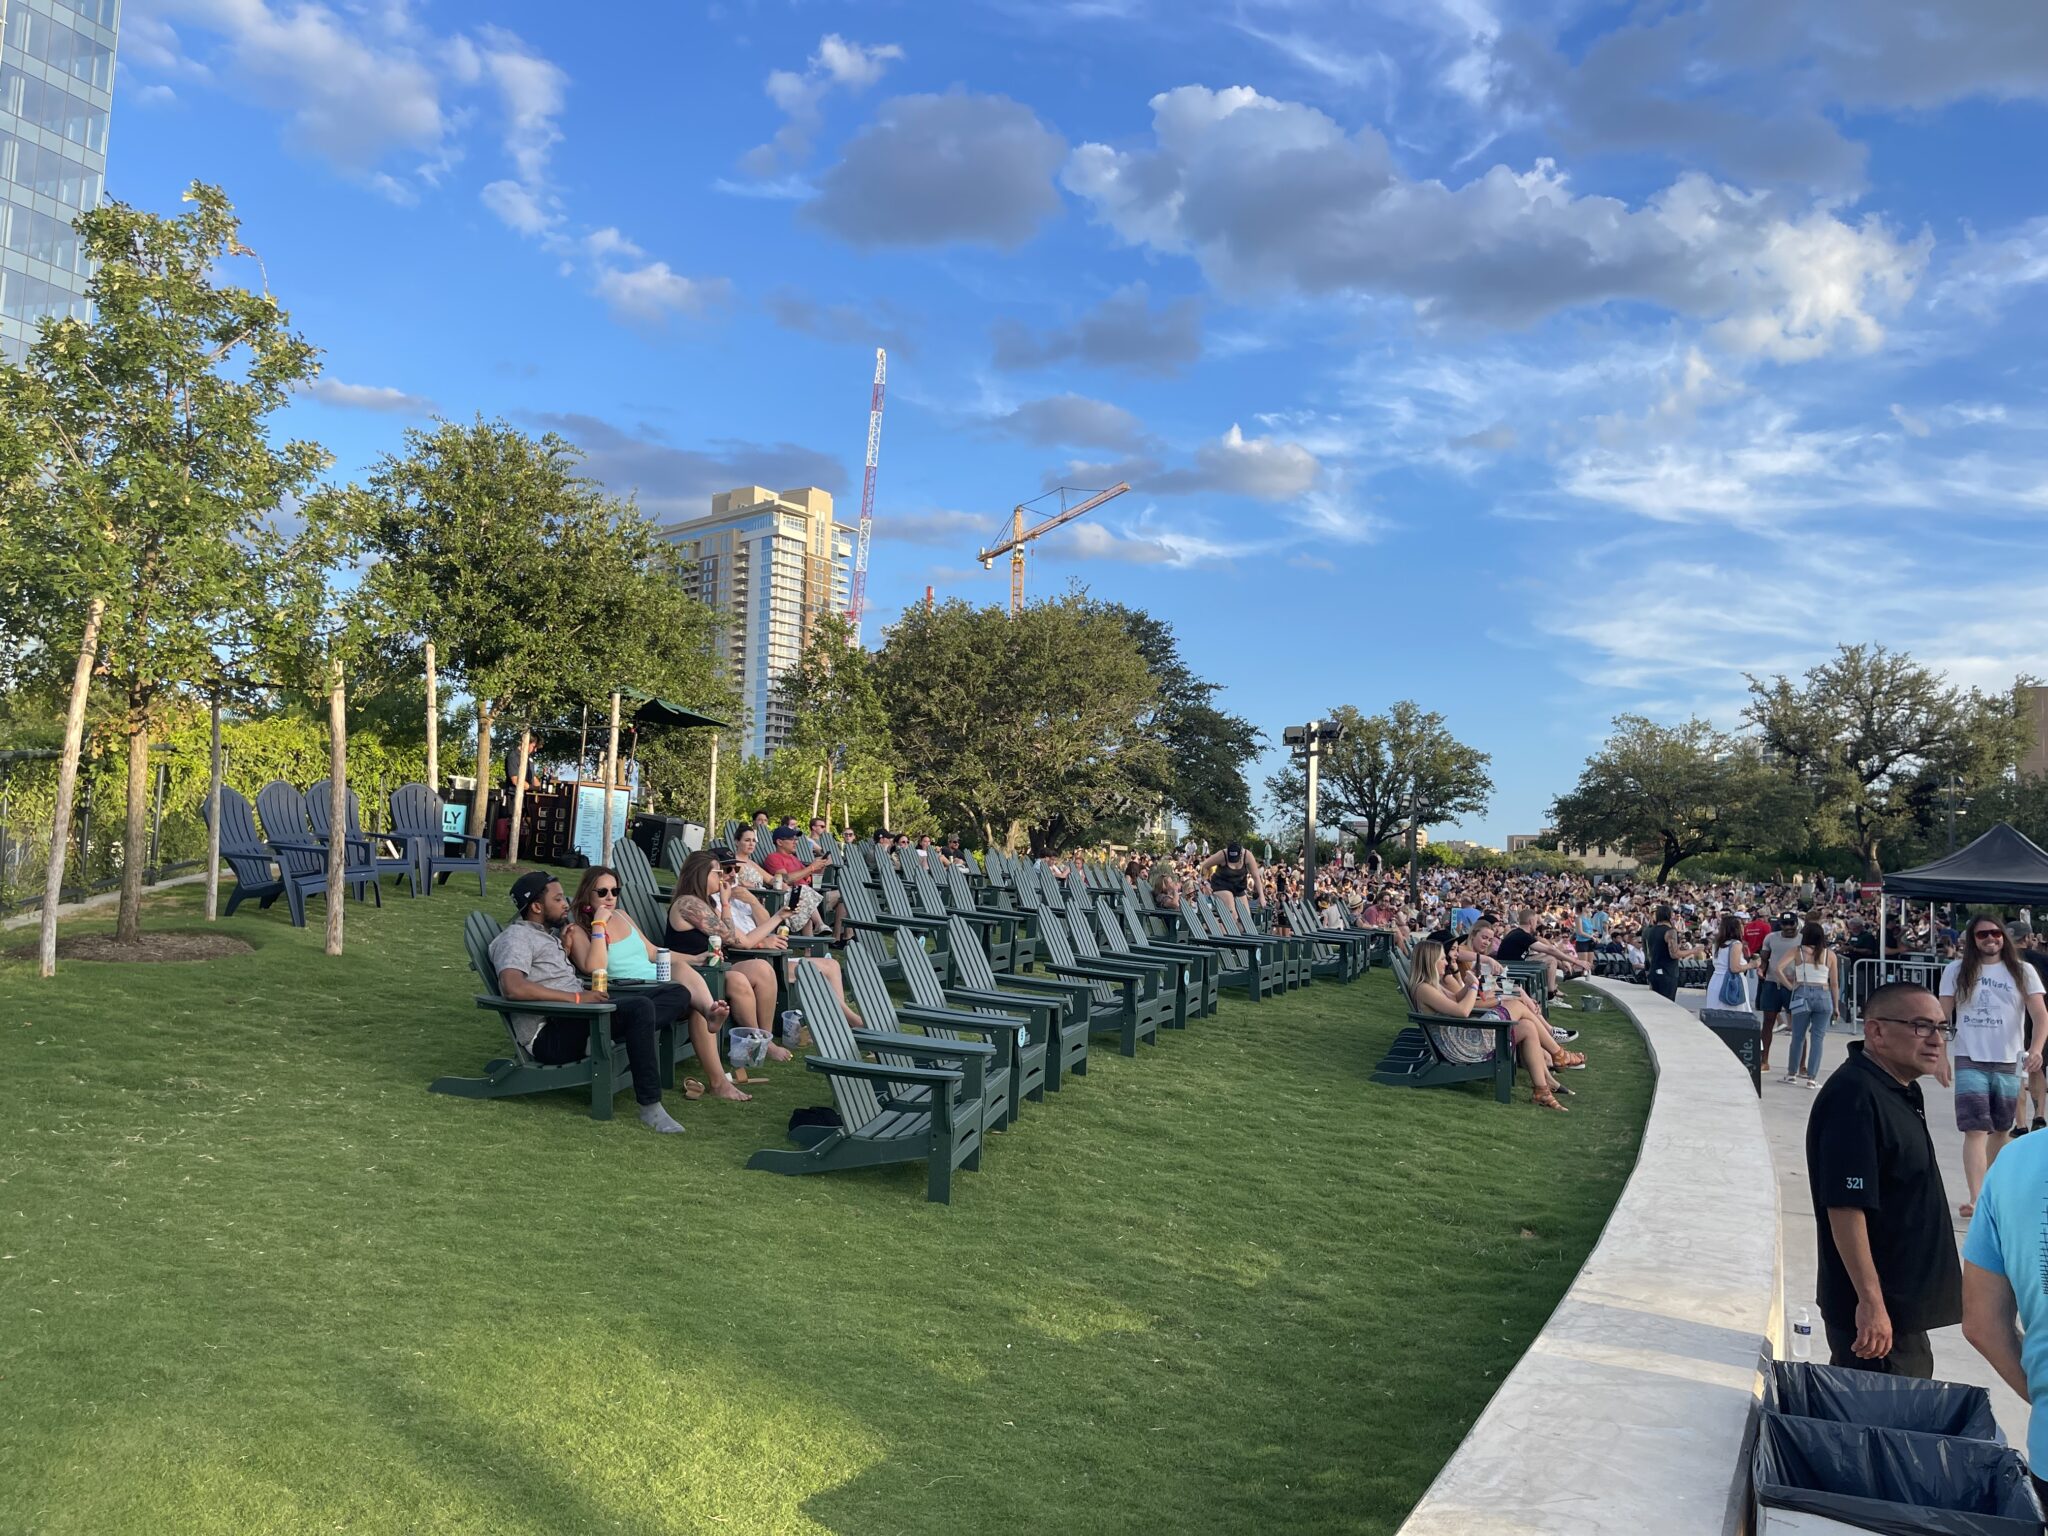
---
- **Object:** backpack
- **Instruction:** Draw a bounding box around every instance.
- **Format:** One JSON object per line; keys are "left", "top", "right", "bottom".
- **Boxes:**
{"left": 1717, "top": 948, "right": 1747, "bottom": 1008}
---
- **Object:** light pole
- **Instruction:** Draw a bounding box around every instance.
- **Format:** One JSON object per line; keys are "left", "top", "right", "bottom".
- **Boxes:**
{"left": 1283, "top": 719, "right": 1346, "bottom": 902}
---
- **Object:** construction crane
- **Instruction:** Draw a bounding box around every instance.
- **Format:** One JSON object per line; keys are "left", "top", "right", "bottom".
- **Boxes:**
{"left": 847, "top": 347, "right": 886, "bottom": 645}
{"left": 976, "top": 482, "right": 1131, "bottom": 615}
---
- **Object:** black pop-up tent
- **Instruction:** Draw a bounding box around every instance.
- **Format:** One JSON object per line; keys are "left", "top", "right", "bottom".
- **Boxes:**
{"left": 1876, "top": 823, "right": 2048, "bottom": 962}
{"left": 1883, "top": 824, "right": 2048, "bottom": 905}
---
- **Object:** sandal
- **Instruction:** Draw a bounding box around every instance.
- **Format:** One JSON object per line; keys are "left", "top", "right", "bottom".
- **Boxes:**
{"left": 1532, "top": 1089, "right": 1570, "bottom": 1112}
{"left": 1556, "top": 1051, "right": 1587, "bottom": 1068}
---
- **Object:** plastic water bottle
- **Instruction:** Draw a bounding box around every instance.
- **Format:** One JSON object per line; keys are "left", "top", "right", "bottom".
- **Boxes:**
{"left": 1791, "top": 1306, "right": 1812, "bottom": 1361}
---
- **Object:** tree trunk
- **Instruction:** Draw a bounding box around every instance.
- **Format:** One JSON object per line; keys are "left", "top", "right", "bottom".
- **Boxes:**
{"left": 326, "top": 657, "right": 347, "bottom": 957}
{"left": 474, "top": 698, "right": 493, "bottom": 861}
{"left": 115, "top": 697, "right": 150, "bottom": 945}
{"left": 1863, "top": 839, "right": 1883, "bottom": 882}
{"left": 1656, "top": 835, "right": 1682, "bottom": 885}
{"left": 507, "top": 730, "right": 531, "bottom": 868}
{"left": 204, "top": 693, "right": 222, "bottom": 922}
{"left": 38, "top": 597, "right": 105, "bottom": 978}
{"left": 423, "top": 640, "right": 439, "bottom": 792}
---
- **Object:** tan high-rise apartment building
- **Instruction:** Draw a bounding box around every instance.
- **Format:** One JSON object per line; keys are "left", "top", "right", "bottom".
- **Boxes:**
{"left": 664, "top": 486, "right": 853, "bottom": 758}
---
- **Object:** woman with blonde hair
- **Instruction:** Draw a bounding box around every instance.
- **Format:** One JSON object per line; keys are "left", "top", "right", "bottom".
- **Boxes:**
{"left": 565, "top": 865, "right": 733, "bottom": 1102}
{"left": 1409, "top": 939, "right": 1572, "bottom": 1112}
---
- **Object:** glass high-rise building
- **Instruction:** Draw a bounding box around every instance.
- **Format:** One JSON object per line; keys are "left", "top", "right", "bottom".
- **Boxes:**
{"left": 665, "top": 486, "right": 854, "bottom": 759}
{"left": 0, "top": 0, "right": 117, "bottom": 362}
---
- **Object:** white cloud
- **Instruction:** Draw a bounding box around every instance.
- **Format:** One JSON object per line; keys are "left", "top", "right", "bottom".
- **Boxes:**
{"left": 593, "top": 262, "right": 732, "bottom": 326}
{"left": 806, "top": 91, "right": 1066, "bottom": 249}
{"left": 480, "top": 178, "right": 556, "bottom": 237}
{"left": 1064, "top": 85, "right": 1926, "bottom": 359}
{"left": 1153, "top": 423, "right": 1321, "bottom": 500}
{"left": 476, "top": 26, "right": 566, "bottom": 188}
{"left": 1890, "top": 403, "right": 1932, "bottom": 438}
{"left": 302, "top": 378, "right": 436, "bottom": 413}
{"left": 991, "top": 393, "right": 1150, "bottom": 451}
{"left": 131, "top": 82, "right": 179, "bottom": 108}
{"left": 742, "top": 33, "right": 904, "bottom": 175}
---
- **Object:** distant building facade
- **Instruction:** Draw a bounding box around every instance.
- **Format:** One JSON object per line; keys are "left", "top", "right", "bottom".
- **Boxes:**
{"left": 664, "top": 485, "right": 852, "bottom": 759}
{"left": 2022, "top": 685, "right": 2048, "bottom": 779}
{"left": 0, "top": 0, "right": 118, "bottom": 361}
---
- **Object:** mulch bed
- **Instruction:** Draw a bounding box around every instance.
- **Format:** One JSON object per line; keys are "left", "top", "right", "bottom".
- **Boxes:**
{"left": 54, "top": 932, "right": 254, "bottom": 964}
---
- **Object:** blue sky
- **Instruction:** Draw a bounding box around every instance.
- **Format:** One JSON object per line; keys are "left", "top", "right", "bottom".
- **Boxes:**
{"left": 114, "top": 0, "right": 2048, "bottom": 843}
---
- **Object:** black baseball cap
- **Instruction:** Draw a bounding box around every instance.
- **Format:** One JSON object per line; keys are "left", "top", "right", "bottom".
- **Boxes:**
{"left": 707, "top": 844, "right": 738, "bottom": 865}
{"left": 1778, "top": 912, "right": 1799, "bottom": 928}
{"left": 510, "top": 870, "right": 557, "bottom": 912}
{"left": 1226, "top": 842, "right": 1242, "bottom": 856}
{"left": 771, "top": 825, "right": 799, "bottom": 843}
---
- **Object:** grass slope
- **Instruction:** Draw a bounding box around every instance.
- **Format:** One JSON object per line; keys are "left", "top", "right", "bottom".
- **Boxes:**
{"left": 0, "top": 880, "right": 1650, "bottom": 1535}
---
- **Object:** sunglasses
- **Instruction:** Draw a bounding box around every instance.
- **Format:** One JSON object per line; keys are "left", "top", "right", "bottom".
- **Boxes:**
{"left": 592, "top": 886, "right": 620, "bottom": 898}
{"left": 1974, "top": 930, "right": 2006, "bottom": 942}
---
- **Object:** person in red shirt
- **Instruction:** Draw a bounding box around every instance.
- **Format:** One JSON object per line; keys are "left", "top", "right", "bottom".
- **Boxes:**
{"left": 763, "top": 825, "right": 844, "bottom": 940}
{"left": 1743, "top": 912, "right": 1772, "bottom": 957}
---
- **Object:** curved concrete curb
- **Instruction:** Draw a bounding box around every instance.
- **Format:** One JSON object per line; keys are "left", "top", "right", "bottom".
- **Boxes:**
{"left": 1397, "top": 978, "right": 1781, "bottom": 1536}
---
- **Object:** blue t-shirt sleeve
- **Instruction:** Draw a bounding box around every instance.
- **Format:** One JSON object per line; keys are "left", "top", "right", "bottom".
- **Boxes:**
{"left": 1962, "top": 1169, "right": 2006, "bottom": 1272}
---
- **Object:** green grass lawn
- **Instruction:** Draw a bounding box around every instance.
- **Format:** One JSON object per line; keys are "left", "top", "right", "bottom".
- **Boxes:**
{"left": 0, "top": 878, "right": 1651, "bottom": 1535}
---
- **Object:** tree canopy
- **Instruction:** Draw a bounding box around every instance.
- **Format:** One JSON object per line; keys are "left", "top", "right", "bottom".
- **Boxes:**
{"left": 1266, "top": 701, "right": 1492, "bottom": 853}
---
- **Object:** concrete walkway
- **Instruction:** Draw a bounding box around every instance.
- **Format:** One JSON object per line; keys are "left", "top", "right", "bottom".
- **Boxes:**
{"left": 1674, "top": 987, "right": 2032, "bottom": 1444}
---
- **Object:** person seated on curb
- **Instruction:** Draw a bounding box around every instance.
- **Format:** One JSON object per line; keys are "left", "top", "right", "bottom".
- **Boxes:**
{"left": 1409, "top": 940, "right": 1574, "bottom": 1112}
{"left": 489, "top": 870, "right": 688, "bottom": 1133}
{"left": 563, "top": 865, "right": 733, "bottom": 1105}
{"left": 761, "top": 824, "right": 845, "bottom": 941}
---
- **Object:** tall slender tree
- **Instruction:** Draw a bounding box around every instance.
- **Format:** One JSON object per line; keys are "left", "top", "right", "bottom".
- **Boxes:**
{"left": 0, "top": 184, "right": 326, "bottom": 967}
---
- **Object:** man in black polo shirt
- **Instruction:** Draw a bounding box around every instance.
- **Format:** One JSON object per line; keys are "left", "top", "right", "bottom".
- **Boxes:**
{"left": 1805, "top": 981, "right": 1961, "bottom": 1376}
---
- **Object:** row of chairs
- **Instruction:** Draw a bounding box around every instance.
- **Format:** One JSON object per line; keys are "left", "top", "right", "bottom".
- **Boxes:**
{"left": 211, "top": 780, "right": 487, "bottom": 928}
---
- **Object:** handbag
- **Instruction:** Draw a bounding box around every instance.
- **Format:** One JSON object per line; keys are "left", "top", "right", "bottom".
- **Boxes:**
{"left": 1717, "top": 949, "right": 1748, "bottom": 1008}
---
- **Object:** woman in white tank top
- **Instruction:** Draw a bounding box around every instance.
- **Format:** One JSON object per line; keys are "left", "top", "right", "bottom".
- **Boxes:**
{"left": 1773, "top": 920, "right": 1838, "bottom": 1087}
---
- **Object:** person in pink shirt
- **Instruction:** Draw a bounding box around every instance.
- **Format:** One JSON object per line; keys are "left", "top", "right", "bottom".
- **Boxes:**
{"left": 762, "top": 825, "right": 845, "bottom": 941}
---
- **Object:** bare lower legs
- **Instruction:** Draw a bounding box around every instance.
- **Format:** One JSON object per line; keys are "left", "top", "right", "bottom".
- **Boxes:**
{"left": 1512, "top": 1021, "right": 1560, "bottom": 1097}
{"left": 1760, "top": 1010, "right": 1781, "bottom": 1072}
{"left": 1962, "top": 1127, "right": 2008, "bottom": 1213}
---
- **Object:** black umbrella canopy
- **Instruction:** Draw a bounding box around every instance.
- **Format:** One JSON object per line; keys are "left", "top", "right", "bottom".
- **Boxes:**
{"left": 621, "top": 691, "right": 731, "bottom": 732}
{"left": 1883, "top": 823, "right": 2048, "bottom": 905}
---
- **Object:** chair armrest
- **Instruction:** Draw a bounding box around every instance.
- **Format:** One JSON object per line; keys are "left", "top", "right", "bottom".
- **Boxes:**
{"left": 944, "top": 909, "right": 1009, "bottom": 930}
{"left": 896, "top": 1005, "right": 1027, "bottom": 1038}
{"left": 858, "top": 1029, "right": 996, "bottom": 1060}
{"left": 473, "top": 994, "right": 614, "bottom": 1016}
{"left": 941, "top": 985, "right": 1062, "bottom": 1020}
{"left": 807, "top": 1056, "right": 962, "bottom": 1087}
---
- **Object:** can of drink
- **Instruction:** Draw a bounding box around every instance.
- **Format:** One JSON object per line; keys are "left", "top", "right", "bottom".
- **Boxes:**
{"left": 591, "top": 968, "right": 608, "bottom": 994}
{"left": 655, "top": 949, "right": 671, "bottom": 983}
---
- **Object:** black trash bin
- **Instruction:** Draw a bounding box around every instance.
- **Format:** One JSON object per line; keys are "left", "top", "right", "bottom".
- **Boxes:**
{"left": 1701, "top": 1007, "right": 1762, "bottom": 1093}
{"left": 1753, "top": 1411, "right": 2041, "bottom": 1535}
{"left": 1768, "top": 1362, "right": 2001, "bottom": 1442}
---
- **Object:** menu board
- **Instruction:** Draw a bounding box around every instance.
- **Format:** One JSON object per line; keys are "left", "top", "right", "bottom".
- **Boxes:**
{"left": 570, "top": 783, "right": 632, "bottom": 866}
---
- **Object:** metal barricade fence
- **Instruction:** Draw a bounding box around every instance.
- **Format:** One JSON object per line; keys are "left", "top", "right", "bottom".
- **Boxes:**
{"left": 1843, "top": 957, "right": 1945, "bottom": 1026}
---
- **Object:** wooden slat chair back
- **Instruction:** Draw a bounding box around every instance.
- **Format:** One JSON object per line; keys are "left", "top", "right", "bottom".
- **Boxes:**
{"left": 941, "top": 860, "right": 1032, "bottom": 973}
{"left": 844, "top": 941, "right": 1012, "bottom": 1136}
{"left": 1284, "top": 897, "right": 1370, "bottom": 982}
{"left": 896, "top": 935, "right": 1047, "bottom": 1124}
{"left": 427, "top": 910, "right": 667, "bottom": 1120}
{"left": 910, "top": 854, "right": 1014, "bottom": 972}
{"left": 256, "top": 779, "right": 383, "bottom": 927}
{"left": 660, "top": 837, "right": 690, "bottom": 878}
{"left": 209, "top": 783, "right": 286, "bottom": 916}
{"left": 746, "top": 960, "right": 987, "bottom": 1203}
{"left": 611, "top": 843, "right": 671, "bottom": 945}
{"left": 1092, "top": 894, "right": 1218, "bottom": 1018}
{"left": 1177, "top": 897, "right": 1274, "bottom": 1003}
{"left": 1200, "top": 892, "right": 1300, "bottom": 990}
{"left": 835, "top": 874, "right": 914, "bottom": 984}
{"left": 792, "top": 835, "right": 815, "bottom": 864}
{"left": 904, "top": 856, "right": 952, "bottom": 921}
{"left": 947, "top": 914, "right": 1089, "bottom": 1090}
{"left": 389, "top": 782, "right": 488, "bottom": 896}
{"left": 308, "top": 777, "right": 419, "bottom": 895}
{"left": 721, "top": 819, "right": 743, "bottom": 850}
{"left": 1036, "top": 908, "right": 1155, "bottom": 1055}
{"left": 1060, "top": 890, "right": 1184, "bottom": 1031}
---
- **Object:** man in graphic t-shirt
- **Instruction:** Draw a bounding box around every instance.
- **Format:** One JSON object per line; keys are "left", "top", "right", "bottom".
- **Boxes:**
{"left": 1758, "top": 914, "right": 1806, "bottom": 1077}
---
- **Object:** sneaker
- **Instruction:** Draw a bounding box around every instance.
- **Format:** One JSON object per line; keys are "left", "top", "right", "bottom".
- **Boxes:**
{"left": 1804, "top": 1077, "right": 1819, "bottom": 1090}
{"left": 1551, "top": 1027, "right": 1579, "bottom": 1043}
{"left": 1782, "top": 1074, "right": 1800, "bottom": 1085}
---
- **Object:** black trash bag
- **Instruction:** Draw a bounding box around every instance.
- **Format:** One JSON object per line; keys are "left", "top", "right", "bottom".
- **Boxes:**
{"left": 1769, "top": 1362, "right": 2002, "bottom": 1443}
{"left": 1754, "top": 1412, "right": 2041, "bottom": 1536}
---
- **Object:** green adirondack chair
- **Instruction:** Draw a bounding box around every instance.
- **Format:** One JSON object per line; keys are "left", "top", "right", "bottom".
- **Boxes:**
{"left": 836, "top": 874, "right": 923, "bottom": 985}
{"left": 1094, "top": 894, "right": 1219, "bottom": 1017}
{"left": 1059, "top": 889, "right": 1184, "bottom": 1032}
{"left": 1369, "top": 949, "right": 1515, "bottom": 1103}
{"left": 870, "top": 854, "right": 957, "bottom": 975}
{"left": 1204, "top": 892, "right": 1310, "bottom": 989}
{"left": 1180, "top": 898, "right": 1284, "bottom": 1000}
{"left": 431, "top": 911, "right": 676, "bottom": 1120}
{"left": 1284, "top": 898, "right": 1373, "bottom": 982}
{"left": 907, "top": 854, "right": 1019, "bottom": 974}
{"left": 1035, "top": 908, "right": 1157, "bottom": 1056}
{"left": 841, "top": 939, "right": 1019, "bottom": 1136}
{"left": 945, "top": 914, "right": 1089, "bottom": 1091}
{"left": 942, "top": 860, "right": 1035, "bottom": 972}
{"left": 895, "top": 935, "right": 1048, "bottom": 1125}
{"left": 746, "top": 960, "right": 988, "bottom": 1203}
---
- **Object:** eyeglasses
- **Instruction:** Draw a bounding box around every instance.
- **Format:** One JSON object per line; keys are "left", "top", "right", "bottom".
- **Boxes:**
{"left": 1866, "top": 1015, "right": 1956, "bottom": 1040}
{"left": 591, "top": 886, "right": 619, "bottom": 898}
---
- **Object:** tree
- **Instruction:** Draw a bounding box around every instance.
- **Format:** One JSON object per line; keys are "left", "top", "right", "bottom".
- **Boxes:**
{"left": 0, "top": 183, "right": 326, "bottom": 966}
{"left": 1744, "top": 645, "right": 2028, "bottom": 877}
{"left": 874, "top": 595, "right": 1165, "bottom": 854}
{"left": 1551, "top": 715, "right": 1804, "bottom": 883}
{"left": 1086, "top": 603, "right": 1262, "bottom": 842}
{"left": 1266, "top": 701, "right": 1492, "bottom": 854}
